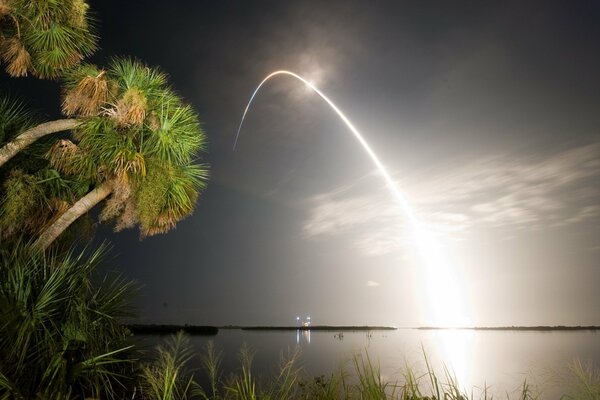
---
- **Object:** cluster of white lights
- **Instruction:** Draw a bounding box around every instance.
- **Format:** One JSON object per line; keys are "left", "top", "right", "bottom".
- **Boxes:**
{"left": 295, "top": 315, "right": 311, "bottom": 327}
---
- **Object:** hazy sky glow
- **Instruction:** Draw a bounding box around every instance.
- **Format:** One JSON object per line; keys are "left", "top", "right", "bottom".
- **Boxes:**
{"left": 3, "top": 0, "right": 599, "bottom": 327}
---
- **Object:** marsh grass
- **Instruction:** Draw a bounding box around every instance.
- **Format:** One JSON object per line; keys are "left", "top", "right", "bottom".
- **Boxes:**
{"left": 139, "top": 332, "right": 197, "bottom": 400}
{"left": 559, "top": 360, "right": 600, "bottom": 400}
{"left": 151, "top": 338, "right": 598, "bottom": 400}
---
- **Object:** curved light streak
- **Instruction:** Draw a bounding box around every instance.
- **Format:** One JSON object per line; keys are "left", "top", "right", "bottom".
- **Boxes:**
{"left": 234, "top": 70, "right": 417, "bottom": 225}
{"left": 234, "top": 72, "right": 472, "bottom": 379}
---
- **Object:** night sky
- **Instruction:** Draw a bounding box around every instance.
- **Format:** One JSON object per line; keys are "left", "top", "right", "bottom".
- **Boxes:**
{"left": 3, "top": 1, "right": 600, "bottom": 327}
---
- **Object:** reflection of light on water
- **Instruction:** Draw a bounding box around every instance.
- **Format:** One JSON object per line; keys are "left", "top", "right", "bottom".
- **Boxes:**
{"left": 413, "top": 225, "right": 473, "bottom": 389}
{"left": 296, "top": 329, "right": 311, "bottom": 344}
{"left": 432, "top": 329, "right": 474, "bottom": 391}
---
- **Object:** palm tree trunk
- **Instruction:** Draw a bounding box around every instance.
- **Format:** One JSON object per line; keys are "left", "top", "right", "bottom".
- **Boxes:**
{"left": 0, "top": 119, "right": 80, "bottom": 168}
{"left": 35, "top": 180, "right": 114, "bottom": 250}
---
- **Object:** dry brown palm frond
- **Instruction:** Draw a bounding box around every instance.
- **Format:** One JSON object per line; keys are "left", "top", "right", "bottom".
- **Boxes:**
{"left": 66, "top": 50, "right": 85, "bottom": 66}
{"left": 1, "top": 37, "right": 31, "bottom": 77}
{"left": 100, "top": 182, "right": 131, "bottom": 222}
{"left": 79, "top": 70, "right": 108, "bottom": 99}
{"left": 0, "top": 0, "right": 11, "bottom": 18}
{"left": 62, "top": 70, "right": 109, "bottom": 116}
{"left": 61, "top": 91, "right": 88, "bottom": 116}
{"left": 46, "top": 139, "right": 82, "bottom": 175}
{"left": 114, "top": 197, "right": 138, "bottom": 232}
{"left": 140, "top": 212, "right": 177, "bottom": 238}
{"left": 96, "top": 165, "right": 110, "bottom": 181}
{"left": 157, "top": 214, "right": 178, "bottom": 230}
{"left": 147, "top": 111, "right": 160, "bottom": 131}
{"left": 111, "top": 88, "right": 147, "bottom": 127}
{"left": 41, "top": 199, "right": 72, "bottom": 229}
{"left": 68, "top": 0, "right": 89, "bottom": 28}
{"left": 113, "top": 151, "right": 146, "bottom": 179}
{"left": 141, "top": 225, "right": 169, "bottom": 238}
{"left": 21, "top": 198, "right": 70, "bottom": 235}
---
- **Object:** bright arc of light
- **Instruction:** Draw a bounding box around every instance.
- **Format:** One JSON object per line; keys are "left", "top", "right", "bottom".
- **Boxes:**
{"left": 233, "top": 70, "right": 417, "bottom": 226}
{"left": 233, "top": 70, "right": 470, "bottom": 329}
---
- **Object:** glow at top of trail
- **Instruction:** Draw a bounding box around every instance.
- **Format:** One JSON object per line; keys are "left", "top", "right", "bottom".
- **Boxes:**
{"left": 233, "top": 70, "right": 470, "bottom": 329}
{"left": 233, "top": 70, "right": 417, "bottom": 226}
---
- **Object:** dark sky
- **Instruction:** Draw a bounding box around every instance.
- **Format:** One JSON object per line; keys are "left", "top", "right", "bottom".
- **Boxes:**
{"left": 3, "top": 1, "right": 600, "bottom": 326}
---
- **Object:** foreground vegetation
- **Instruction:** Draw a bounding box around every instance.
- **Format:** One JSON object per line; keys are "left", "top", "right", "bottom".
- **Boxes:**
{"left": 141, "top": 334, "right": 600, "bottom": 400}
{"left": 2, "top": 241, "right": 599, "bottom": 399}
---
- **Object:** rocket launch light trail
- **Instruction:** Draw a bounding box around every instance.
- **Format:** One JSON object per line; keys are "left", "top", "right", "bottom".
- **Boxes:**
{"left": 233, "top": 70, "right": 470, "bottom": 329}
{"left": 233, "top": 71, "right": 417, "bottom": 225}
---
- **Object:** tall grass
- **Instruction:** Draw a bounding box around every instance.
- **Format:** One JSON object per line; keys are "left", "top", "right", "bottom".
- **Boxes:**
{"left": 139, "top": 331, "right": 197, "bottom": 400}
{"left": 560, "top": 360, "right": 600, "bottom": 400}
{"left": 152, "top": 339, "right": 597, "bottom": 400}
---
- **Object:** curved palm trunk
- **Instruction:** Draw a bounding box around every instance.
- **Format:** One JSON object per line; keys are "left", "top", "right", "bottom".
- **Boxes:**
{"left": 0, "top": 119, "right": 80, "bottom": 168}
{"left": 35, "top": 180, "right": 114, "bottom": 250}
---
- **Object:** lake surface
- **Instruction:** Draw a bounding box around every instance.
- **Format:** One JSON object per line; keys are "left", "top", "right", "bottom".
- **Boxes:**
{"left": 136, "top": 328, "right": 599, "bottom": 398}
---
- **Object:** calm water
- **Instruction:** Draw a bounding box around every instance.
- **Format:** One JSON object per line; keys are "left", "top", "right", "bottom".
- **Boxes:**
{"left": 136, "top": 328, "right": 599, "bottom": 398}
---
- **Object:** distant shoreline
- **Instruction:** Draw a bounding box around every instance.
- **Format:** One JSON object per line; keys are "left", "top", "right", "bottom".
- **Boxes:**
{"left": 415, "top": 326, "right": 599, "bottom": 331}
{"left": 127, "top": 324, "right": 600, "bottom": 334}
{"left": 238, "top": 326, "right": 397, "bottom": 331}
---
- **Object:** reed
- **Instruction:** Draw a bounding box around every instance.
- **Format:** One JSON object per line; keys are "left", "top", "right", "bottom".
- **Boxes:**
{"left": 169, "top": 340, "right": 599, "bottom": 400}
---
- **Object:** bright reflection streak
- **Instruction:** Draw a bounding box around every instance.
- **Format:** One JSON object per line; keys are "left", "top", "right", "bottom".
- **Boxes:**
{"left": 296, "top": 329, "right": 311, "bottom": 344}
{"left": 431, "top": 329, "right": 474, "bottom": 391}
{"left": 234, "top": 70, "right": 472, "bottom": 383}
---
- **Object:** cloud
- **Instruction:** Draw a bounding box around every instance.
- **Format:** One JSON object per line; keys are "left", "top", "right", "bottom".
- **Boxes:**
{"left": 302, "top": 142, "right": 600, "bottom": 256}
{"left": 366, "top": 280, "right": 380, "bottom": 287}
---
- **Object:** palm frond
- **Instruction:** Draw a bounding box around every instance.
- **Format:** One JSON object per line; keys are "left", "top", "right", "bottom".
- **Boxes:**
{"left": 2, "top": 0, "right": 97, "bottom": 78}
{"left": 136, "top": 162, "right": 208, "bottom": 237}
{"left": 0, "top": 169, "right": 45, "bottom": 236}
{"left": 143, "top": 101, "right": 206, "bottom": 165}
{"left": 0, "top": 37, "right": 32, "bottom": 77}
{"left": 108, "top": 57, "right": 168, "bottom": 96}
{"left": 0, "top": 0, "right": 12, "bottom": 18}
{"left": 0, "top": 95, "right": 37, "bottom": 144}
{"left": 61, "top": 63, "right": 108, "bottom": 116}
{"left": 111, "top": 87, "right": 148, "bottom": 127}
{"left": 0, "top": 241, "right": 134, "bottom": 399}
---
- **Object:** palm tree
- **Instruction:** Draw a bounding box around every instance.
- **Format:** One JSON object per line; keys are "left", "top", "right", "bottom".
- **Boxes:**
{"left": 1, "top": 58, "right": 209, "bottom": 249}
{"left": 0, "top": 118, "right": 80, "bottom": 167}
{"left": 38, "top": 58, "right": 209, "bottom": 249}
{"left": 0, "top": 0, "right": 96, "bottom": 78}
{"left": 0, "top": 97, "right": 92, "bottom": 248}
{"left": 1, "top": 0, "right": 209, "bottom": 249}
{"left": 0, "top": 0, "right": 95, "bottom": 166}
